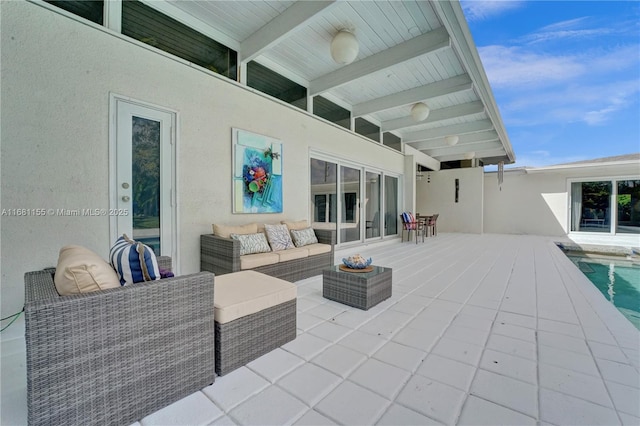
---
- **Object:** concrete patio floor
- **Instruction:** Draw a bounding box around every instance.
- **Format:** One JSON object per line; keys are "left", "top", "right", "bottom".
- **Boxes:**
{"left": 2, "top": 233, "right": 639, "bottom": 425}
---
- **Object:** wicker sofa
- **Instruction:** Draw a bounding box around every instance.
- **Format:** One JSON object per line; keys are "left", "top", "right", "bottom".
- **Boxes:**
{"left": 201, "top": 226, "right": 335, "bottom": 282}
{"left": 24, "top": 256, "right": 216, "bottom": 426}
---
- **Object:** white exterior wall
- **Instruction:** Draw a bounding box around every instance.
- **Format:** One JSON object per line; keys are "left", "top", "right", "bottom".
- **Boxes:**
{"left": 483, "top": 164, "right": 640, "bottom": 240}
{"left": 0, "top": 2, "right": 405, "bottom": 314}
{"left": 416, "top": 167, "right": 484, "bottom": 234}
{"left": 483, "top": 171, "right": 569, "bottom": 236}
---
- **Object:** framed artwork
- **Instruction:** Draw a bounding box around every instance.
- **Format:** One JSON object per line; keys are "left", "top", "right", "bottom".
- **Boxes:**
{"left": 232, "top": 128, "right": 283, "bottom": 213}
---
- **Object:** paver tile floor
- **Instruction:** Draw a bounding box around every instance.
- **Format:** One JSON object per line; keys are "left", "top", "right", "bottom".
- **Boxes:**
{"left": 2, "top": 234, "right": 639, "bottom": 425}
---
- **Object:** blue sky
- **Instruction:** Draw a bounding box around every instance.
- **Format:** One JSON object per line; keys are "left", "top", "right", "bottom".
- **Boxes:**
{"left": 460, "top": 0, "right": 640, "bottom": 167}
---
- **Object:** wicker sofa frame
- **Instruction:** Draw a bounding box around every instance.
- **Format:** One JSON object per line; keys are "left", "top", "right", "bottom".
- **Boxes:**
{"left": 201, "top": 229, "right": 335, "bottom": 282}
{"left": 24, "top": 256, "right": 216, "bottom": 426}
{"left": 215, "top": 298, "right": 296, "bottom": 376}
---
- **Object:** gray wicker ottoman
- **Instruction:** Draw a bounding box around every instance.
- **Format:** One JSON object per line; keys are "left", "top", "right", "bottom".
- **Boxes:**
{"left": 214, "top": 270, "right": 297, "bottom": 376}
{"left": 323, "top": 265, "right": 392, "bottom": 310}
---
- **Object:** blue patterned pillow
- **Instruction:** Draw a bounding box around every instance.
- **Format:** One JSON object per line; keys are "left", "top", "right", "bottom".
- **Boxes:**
{"left": 230, "top": 232, "right": 272, "bottom": 255}
{"left": 290, "top": 227, "right": 318, "bottom": 247}
{"left": 109, "top": 234, "right": 161, "bottom": 285}
{"left": 264, "top": 224, "right": 294, "bottom": 251}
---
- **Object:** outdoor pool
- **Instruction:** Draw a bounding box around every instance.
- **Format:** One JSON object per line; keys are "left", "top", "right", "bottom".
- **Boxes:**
{"left": 567, "top": 253, "right": 640, "bottom": 330}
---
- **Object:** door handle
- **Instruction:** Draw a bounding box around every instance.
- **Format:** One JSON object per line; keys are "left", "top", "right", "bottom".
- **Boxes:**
{"left": 122, "top": 196, "right": 130, "bottom": 202}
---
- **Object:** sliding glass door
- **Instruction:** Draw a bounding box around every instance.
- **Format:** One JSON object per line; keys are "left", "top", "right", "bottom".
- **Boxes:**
{"left": 310, "top": 156, "right": 400, "bottom": 245}
{"left": 570, "top": 179, "right": 640, "bottom": 235}
{"left": 340, "top": 165, "right": 361, "bottom": 243}
{"left": 617, "top": 180, "right": 640, "bottom": 234}
{"left": 365, "top": 172, "right": 381, "bottom": 238}
{"left": 385, "top": 175, "right": 398, "bottom": 237}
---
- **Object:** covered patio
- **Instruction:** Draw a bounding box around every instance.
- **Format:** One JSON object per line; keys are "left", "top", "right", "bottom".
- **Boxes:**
{"left": 3, "top": 234, "right": 638, "bottom": 425}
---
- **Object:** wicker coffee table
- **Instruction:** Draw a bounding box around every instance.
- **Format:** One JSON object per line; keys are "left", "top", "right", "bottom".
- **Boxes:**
{"left": 322, "top": 265, "right": 392, "bottom": 310}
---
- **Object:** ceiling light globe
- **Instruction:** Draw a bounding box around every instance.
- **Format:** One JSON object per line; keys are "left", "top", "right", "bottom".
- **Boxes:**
{"left": 445, "top": 135, "right": 459, "bottom": 146}
{"left": 410, "top": 102, "right": 430, "bottom": 122}
{"left": 330, "top": 31, "right": 359, "bottom": 65}
{"left": 464, "top": 151, "right": 475, "bottom": 160}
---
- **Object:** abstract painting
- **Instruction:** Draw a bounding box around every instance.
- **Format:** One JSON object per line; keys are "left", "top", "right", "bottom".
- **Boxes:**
{"left": 232, "top": 128, "right": 283, "bottom": 213}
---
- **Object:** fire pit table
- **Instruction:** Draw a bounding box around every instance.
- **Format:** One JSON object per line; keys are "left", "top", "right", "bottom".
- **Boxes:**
{"left": 322, "top": 264, "right": 392, "bottom": 310}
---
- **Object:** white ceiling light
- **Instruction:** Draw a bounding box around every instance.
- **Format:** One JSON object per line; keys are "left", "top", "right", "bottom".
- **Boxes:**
{"left": 410, "top": 102, "right": 430, "bottom": 122}
{"left": 464, "top": 151, "right": 475, "bottom": 160}
{"left": 445, "top": 135, "right": 459, "bottom": 146}
{"left": 330, "top": 30, "right": 359, "bottom": 65}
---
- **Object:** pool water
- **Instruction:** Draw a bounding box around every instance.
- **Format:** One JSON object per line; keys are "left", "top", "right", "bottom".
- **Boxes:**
{"left": 568, "top": 255, "right": 640, "bottom": 330}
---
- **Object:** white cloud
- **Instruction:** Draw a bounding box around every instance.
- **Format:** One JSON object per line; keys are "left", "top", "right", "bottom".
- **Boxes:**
{"left": 461, "top": 0, "right": 525, "bottom": 22}
{"left": 478, "top": 45, "right": 584, "bottom": 87}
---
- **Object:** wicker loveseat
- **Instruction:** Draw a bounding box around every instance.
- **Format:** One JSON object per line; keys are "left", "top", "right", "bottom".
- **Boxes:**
{"left": 24, "top": 256, "right": 216, "bottom": 426}
{"left": 201, "top": 224, "right": 335, "bottom": 282}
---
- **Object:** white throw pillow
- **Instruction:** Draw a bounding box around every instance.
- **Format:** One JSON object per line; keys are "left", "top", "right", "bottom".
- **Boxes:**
{"left": 230, "top": 233, "right": 272, "bottom": 255}
{"left": 264, "top": 224, "right": 295, "bottom": 251}
{"left": 290, "top": 227, "right": 319, "bottom": 247}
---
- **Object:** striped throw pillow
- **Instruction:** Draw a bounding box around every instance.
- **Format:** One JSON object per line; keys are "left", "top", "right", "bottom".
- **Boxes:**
{"left": 290, "top": 227, "right": 318, "bottom": 247}
{"left": 109, "top": 234, "right": 161, "bottom": 285}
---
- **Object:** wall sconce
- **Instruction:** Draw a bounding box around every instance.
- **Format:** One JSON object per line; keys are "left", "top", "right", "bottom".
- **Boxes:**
{"left": 330, "top": 30, "right": 359, "bottom": 65}
{"left": 410, "top": 102, "right": 430, "bottom": 122}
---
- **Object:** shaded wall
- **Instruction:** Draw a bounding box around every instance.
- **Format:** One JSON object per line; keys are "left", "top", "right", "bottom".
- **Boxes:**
{"left": 416, "top": 167, "right": 484, "bottom": 234}
{"left": 0, "top": 2, "right": 405, "bottom": 314}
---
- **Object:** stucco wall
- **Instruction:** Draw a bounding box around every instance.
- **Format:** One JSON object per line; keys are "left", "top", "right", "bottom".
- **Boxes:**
{"left": 0, "top": 2, "right": 405, "bottom": 314}
{"left": 416, "top": 167, "right": 484, "bottom": 234}
{"left": 483, "top": 171, "right": 568, "bottom": 236}
{"left": 483, "top": 164, "right": 640, "bottom": 237}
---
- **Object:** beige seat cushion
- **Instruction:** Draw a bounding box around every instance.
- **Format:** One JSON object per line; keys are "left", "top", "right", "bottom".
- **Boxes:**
{"left": 305, "top": 243, "right": 332, "bottom": 256}
{"left": 213, "top": 223, "right": 258, "bottom": 238}
{"left": 275, "top": 247, "right": 309, "bottom": 262}
{"left": 54, "top": 245, "right": 121, "bottom": 295}
{"left": 282, "top": 220, "right": 309, "bottom": 230}
{"left": 239, "top": 252, "right": 279, "bottom": 269}
{"left": 214, "top": 270, "right": 297, "bottom": 324}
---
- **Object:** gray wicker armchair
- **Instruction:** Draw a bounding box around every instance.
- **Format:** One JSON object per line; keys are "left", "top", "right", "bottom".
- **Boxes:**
{"left": 24, "top": 256, "right": 216, "bottom": 426}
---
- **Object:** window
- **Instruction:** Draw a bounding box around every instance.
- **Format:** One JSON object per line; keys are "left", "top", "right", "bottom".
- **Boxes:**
{"left": 570, "top": 179, "right": 640, "bottom": 235}
{"left": 355, "top": 118, "right": 380, "bottom": 142}
{"left": 45, "top": 1, "right": 104, "bottom": 25}
{"left": 617, "top": 180, "right": 640, "bottom": 234}
{"left": 122, "top": 0, "right": 237, "bottom": 80}
{"left": 383, "top": 132, "right": 401, "bottom": 151}
{"left": 313, "top": 96, "right": 350, "bottom": 129}
{"left": 247, "top": 61, "right": 307, "bottom": 110}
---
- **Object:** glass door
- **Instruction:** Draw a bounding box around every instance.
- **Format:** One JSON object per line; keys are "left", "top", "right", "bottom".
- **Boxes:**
{"left": 340, "top": 165, "right": 361, "bottom": 243}
{"left": 384, "top": 175, "right": 399, "bottom": 236}
{"left": 114, "top": 99, "right": 174, "bottom": 256}
{"left": 365, "top": 171, "right": 381, "bottom": 238}
{"left": 616, "top": 180, "right": 640, "bottom": 234}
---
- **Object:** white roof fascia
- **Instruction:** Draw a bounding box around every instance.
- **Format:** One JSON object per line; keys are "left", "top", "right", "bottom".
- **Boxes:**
{"left": 431, "top": 0, "right": 515, "bottom": 164}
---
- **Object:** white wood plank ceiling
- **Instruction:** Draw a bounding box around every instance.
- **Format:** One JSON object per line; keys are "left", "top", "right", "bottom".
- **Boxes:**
{"left": 163, "top": 0, "right": 515, "bottom": 165}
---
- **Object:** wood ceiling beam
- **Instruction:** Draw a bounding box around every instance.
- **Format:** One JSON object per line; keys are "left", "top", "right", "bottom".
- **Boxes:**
{"left": 406, "top": 130, "right": 498, "bottom": 150}
{"left": 240, "top": 0, "right": 337, "bottom": 64}
{"left": 309, "top": 27, "right": 450, "bottom": 96}
{"left": 381, "top": 100, "right": 483, "bottom": 132}
{"left": 423, "top": 140, "right": 502, "bottom": 157}
{"left": 353, "top": 74, "right": 472, "bottom": 117}
{"left": 402, "top": 119, "right": 494, "bottom": 143}
{"left": 435, "top": 148, "right": 506, "bottom": 162}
